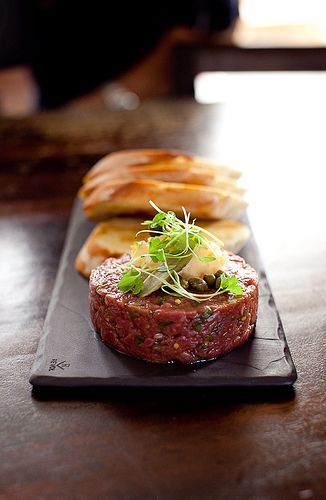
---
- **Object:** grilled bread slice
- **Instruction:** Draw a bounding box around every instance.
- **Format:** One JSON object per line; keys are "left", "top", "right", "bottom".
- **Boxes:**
{"left": 83, "top": 179, "right": 247, "bottom": 222}
{"left": 84, "top": 149, "right": 241, "bottom": 182}
{"left": 79, "top": 164, "right": 245, "bottom": 198}
{"left": 84, "top": 149, "right": 193, "bottom": 181}
{"left": 75, "top": 217, "right": 250, "bottom": 278}
{"left": 75, "top": 218, "right": 149, "bottom": 278}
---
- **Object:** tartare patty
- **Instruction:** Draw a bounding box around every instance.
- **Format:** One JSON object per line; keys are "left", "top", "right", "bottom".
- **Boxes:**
{"left": 89, "top": 253, "right": 258, "bottom": 364}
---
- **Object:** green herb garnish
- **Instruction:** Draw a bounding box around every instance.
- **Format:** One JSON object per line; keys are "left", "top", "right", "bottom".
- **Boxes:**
{"left": 219, "top": 273, "right": 243, "bottom": 296}
{"left": 117, "top": 201, "right": 243, "bottom": 302}
{"left": 118, "top": 269, "right": 143, "bottom": 295}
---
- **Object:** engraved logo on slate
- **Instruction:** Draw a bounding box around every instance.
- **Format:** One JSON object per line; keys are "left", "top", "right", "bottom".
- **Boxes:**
{"left": 48, "top": 358, "right": 70, "bottom": 371}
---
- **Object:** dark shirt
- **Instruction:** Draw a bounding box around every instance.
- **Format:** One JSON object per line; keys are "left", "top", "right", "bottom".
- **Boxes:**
{"left": 0, "top": 0, "right": 239, "bottom": 108}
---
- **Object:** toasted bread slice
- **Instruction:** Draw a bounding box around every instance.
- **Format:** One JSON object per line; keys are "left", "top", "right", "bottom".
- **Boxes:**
{"left": 84, "top": 149, "right": 241, "bottom": 182}
{"left": 79, "top": 164, "right": 245, "bottom": 198}
{"left": 84, "top": 149, "right": 193, "bottom": 181}
{"left": 202, "top": 220, "right": 250, "bottom": 254}
{"left": 83, "top": 179, "right": 247, "bottom": 221}
{"left": 75, "top": 217, "right": 250, "bottom": 278}
{"left": 75, "top": 218, "right": 150, "bottom": 278}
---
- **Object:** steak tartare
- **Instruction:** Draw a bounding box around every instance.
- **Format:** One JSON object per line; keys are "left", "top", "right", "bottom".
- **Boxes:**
{"left": 89, "top": 253, "right": 258, "bottom": 364}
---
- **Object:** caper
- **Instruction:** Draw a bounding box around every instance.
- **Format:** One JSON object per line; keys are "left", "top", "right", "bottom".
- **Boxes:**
{"left": 215, "top": 276, "right": 221, "bottom": 289}
{"left": 180, "top": 278, "right": 189, "bottom": 289}
{"left": 215, "top": 270, "right": 223, "bottom": 289}
{"left": 204, "top": 274, "right": 216, "bottom": 288}
{"left": 188, "top": 278, "right": 208, "bottom": 291}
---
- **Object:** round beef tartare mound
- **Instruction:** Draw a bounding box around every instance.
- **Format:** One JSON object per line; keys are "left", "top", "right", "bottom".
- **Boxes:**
{"left": 89, "top": 253, "right": 258, "bottom": 364}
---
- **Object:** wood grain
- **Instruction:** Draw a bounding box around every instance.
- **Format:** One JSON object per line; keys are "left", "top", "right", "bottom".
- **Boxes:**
{"left": 0, "top": 96, "right": 325, "bottom": 499}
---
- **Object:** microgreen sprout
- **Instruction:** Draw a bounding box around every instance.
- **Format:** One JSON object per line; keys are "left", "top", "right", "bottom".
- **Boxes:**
{"left": 118, "top": 201, "right": 242, "bottom": 301}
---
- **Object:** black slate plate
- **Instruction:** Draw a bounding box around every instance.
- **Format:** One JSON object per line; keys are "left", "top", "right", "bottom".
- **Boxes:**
{"left": 30, "top": 199, "right": 297, "bottom": 388}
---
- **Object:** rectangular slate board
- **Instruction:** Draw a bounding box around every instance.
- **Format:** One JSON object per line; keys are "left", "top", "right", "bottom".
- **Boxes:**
{"left": 30, "top": 199, "right": 297, "bottom": 388}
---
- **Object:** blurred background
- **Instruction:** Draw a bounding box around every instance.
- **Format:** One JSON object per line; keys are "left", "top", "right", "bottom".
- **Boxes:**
{"left": 1, "top": 0, "right": 326, "bottom": 117}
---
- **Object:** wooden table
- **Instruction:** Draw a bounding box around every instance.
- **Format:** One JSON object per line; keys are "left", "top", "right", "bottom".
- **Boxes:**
{"left": 1, "top": 84, "right": 325, "bottom": 499}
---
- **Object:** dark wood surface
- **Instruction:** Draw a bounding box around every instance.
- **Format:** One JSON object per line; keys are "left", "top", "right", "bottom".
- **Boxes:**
{"left": 174, "top": 46, "right": 326, "bottom": 95}
{"left": 0, "top": 94, "right": 325, "bottom": 499}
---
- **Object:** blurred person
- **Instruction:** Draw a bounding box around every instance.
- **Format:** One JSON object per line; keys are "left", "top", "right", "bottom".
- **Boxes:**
{"left": 0, "top": 0, "right": 239, "bottom": 116}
